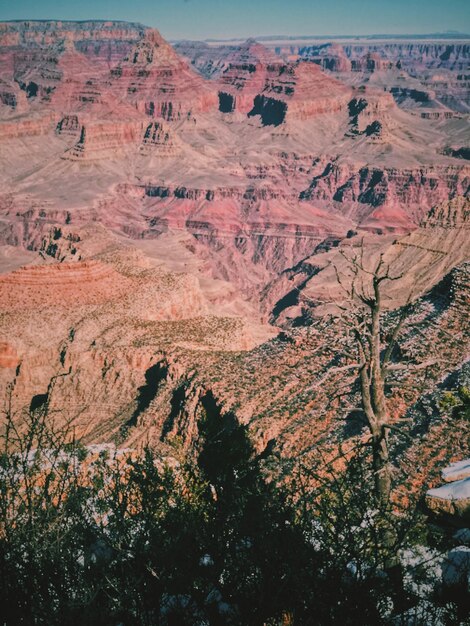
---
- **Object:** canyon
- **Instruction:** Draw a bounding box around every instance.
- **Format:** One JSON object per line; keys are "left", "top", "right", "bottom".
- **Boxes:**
{"left": 0, "top": 20, "right": 468, "bottom": 500}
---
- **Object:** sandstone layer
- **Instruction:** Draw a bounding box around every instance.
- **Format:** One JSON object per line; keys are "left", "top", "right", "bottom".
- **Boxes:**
{"left": 0, "top": 22, "right": 468, "bottom": 492}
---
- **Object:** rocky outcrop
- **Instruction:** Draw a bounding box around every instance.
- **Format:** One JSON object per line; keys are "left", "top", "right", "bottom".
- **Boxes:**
{"left": 38, "top": 226, "right": 81, "bottom": 262}
{"left": 140, "top": 121, "right": 180, "bottom": 156}
{"left": 276, "top": 40, "right": 470, "bottom": 113}
{"left": 0, "top": 112, "right": 55, "bottom": 139}
{"left": 0, "top": 79, "right": 28, "bottom": 112}
{"left": 0, "top": 245, "right": 276, "bottom": 442}
{"left": 9, "top": 39, "right": 107, "bottom": 110}
{"left": 0, "top": 21, "right": 469, "bottom": 485}
{"left": 0, "top": 20, "right": 146, "bottom": 48}
{"left": 110, "top": 29, "right": 218, "bottom": 120}
{"left": 289, "top": 42, "right": 470, "bottom": 73}
{"left": 63, "top": 119, "right": 145, "bottom": 160}
{"left": 423, "top": 196, "right": 470, "bottom": 228}
{"left": 56, "top": 114, "right": 80, "bottom": 136}
{"left": 426, "top": 459, "right": 470, "bottom": 521}
{"left": 295, "top": 44, "right": 395, "bottom": 72}
{"left": 0, "top": 341, "right": 19, "bottom": 369}
{"left": 213, "top": 41, "right": 352, "bottom": 122}
{"left": 174, "top": 41, "right": 237, "bottom": 79}
{"left": 0, "top": 260, "right": 133, "bottom": 310}
{"left": 301, "top": 162, "right": 470, "bottom": 226}
{"left": 442, "top": 460, "right": 470, "bottom": 483}
{"left": 281, "top": 62, "right": 351, "bottom": 120}
{"left": 346, "top": 91, "right": 396, "bottom": 139}
{"left": 351, "top": 52, "right": 395, "bottom": 72}
{"left": 314, "top": 43, "right": 352, "bottom": 72}
{"left": 216, "top": 39, "right": 282, "bottom": 110}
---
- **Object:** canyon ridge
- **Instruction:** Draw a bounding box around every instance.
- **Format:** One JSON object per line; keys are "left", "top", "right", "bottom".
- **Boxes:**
{"left": 0, "top": 20, "right": 469, "bottom": 496}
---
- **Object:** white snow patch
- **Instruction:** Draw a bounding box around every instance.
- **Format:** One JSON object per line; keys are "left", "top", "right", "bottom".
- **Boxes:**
{"left": 453, "top": 528, "right": 470, "bottom": 545}
{"left": 400, "top": 545, "right": 443, "bottom": 599}
{"left": 442, "top": 546, "right": 470, "bottom": 588}
{"left": 427, "top": 477, "right": 470, "bottom": 501}
{"left": 442, "top": 458, "right": 470, "bottom": 483}
{"left": 86, "top": 443, "right": 133, "bottom": 455}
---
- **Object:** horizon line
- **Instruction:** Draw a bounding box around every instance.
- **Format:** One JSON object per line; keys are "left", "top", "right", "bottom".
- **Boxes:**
{"left": 1, "top": 19, "right": 469, "bottom": 42}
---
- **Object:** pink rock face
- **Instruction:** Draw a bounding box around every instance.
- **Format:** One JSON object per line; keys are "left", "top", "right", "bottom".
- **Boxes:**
{"left": 110, "top": 29, "right": 219, "bottom": 120}
{"left": 253, "top": 39, "right": 470, "bottom": 114}
{"left": 214, "top": 40, "right": 352, "bottom": 121}
{"left": 0, "top": 112, "right": 56, "bottom": 139}
{"left": 62, "top": 119, "right": 146, "bottom": 159}
{"left": 306, "top": 43, "right": 353, "bottom": 72}
{"left": 0, "top": 261, "right": 133, "bottom": 310}
{"left": 47, "top": 42, "right": 115, "bottom": 112}
{"left": 140, "top": 120, "right": 180, "bottom": 156}
{"left": 0, "top": 20, "right": 468, "bottom": 462}
{"left": 0, "top": 20, "right": 146, "bottom": 48}
{"left": 0, "top": 342, "right": 19, "bottom": 368}
{"left": 302, "top": 161, "right": 470, "bottom": 224}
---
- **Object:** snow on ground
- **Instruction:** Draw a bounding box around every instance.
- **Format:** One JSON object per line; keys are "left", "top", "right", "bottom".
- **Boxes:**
{"left": 442, "top": 546, "right": 470, "bottom": 587}
{"left": 427, "top": 477, "right": 470, "bottom": 501}
{"left": 442, "top": 458, "right": 470, "bottom": 483}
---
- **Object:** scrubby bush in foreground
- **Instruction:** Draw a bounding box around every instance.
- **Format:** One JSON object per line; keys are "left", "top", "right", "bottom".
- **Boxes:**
{"left": 0, "top": 404, "right": 466, "bottom": 625}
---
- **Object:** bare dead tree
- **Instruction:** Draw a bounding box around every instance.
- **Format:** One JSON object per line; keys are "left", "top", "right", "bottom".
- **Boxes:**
{"left": 332, "top": 246, "right": 412, "bottom": 511}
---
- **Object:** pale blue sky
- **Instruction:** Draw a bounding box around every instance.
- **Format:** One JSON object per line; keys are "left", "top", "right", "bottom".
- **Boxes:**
{"left": 0, "top": 0, "right": 468, "bottom": 40}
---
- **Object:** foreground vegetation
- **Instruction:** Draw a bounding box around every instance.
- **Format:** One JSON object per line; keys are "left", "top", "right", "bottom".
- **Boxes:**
{"left": 0, "top": 399, "right": 468, "bottom": 626}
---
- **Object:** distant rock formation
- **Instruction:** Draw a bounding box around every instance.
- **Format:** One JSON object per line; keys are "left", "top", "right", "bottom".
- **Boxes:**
{"left": 110, "top": 29, "right": 218, "bottom": 120}
{"left": 210, "top": 39, "right": 352, "bottom": 123}
{"left": 0, "top": 21, "right": 468, "bottom": 481}
{"left": 63, "top": 119, "right": 145, "bottom": 160}
{"left": 140, "top": 120, "right": 180, "bottom": 156}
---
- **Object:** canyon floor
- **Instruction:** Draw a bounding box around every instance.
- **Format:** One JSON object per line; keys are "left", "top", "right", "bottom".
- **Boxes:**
{"left": 0, "top": 21, "right": 469, "bottom": 494}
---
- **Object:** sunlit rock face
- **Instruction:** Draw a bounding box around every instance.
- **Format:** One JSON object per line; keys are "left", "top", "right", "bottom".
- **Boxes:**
{"left": 204, "top": 39, "right": 353, "bottom": 122}
{"left": 108, "top": 29, "right": 219, "bottom": 120}
{"left": 0, "top": 21, "right": 468, "bottom": 483}
{"left": 261, "top": 40, "right": 470, "bottom": 115}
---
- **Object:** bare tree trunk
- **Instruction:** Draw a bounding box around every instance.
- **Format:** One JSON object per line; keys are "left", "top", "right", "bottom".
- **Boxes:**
{"left": 371, "top": 427, "right": 391, "bottom": 508}
{"left": 369, "top": 290, "right": 392, "bottom": 509}
{"left": 357, "top": 295, "right": 392, "bottom": 510}
{"left": 333, "top": 249, "right": 417, "bottom": 577}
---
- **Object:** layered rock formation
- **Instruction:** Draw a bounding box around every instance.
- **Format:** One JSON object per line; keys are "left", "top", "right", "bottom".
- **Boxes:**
{"left": 139, "top": 120, "right": 180, "bottom": 156}
{"left": 0, "top": 260, "right": 133, "bottom": 310}
{"left": 110, "top": 29, "right": 218, "bottom": 120}
{"left": 0, "top": 20, "right": 146, "bottom": 50}
{"left": 180, "top": 38, "right": 469, "bottom": 117}
{"left": 0, "top": 22, "right": 468, "bottom": 495}
{"left": 0, "top": 231, "right": 277, "bottom": 442}
{"left": 0, "top": 112, "right": 56, "bottom": 139}
{"left": 263, "top": 40, "right": 470, "bottom": 114}
{"left": 62, "top": 119, "right": 146, "bottom": 160}
{"left": 174, "top": 40, "right": 237, "bottom": 78}
{"left": 301, "top": 161, "right": 469, "bottom": 227}
{"left": 212, "top": 40, "right": 352, "bottom": 123}
{"left": 272, "top": 41, "right": 470, "bottom": 73}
